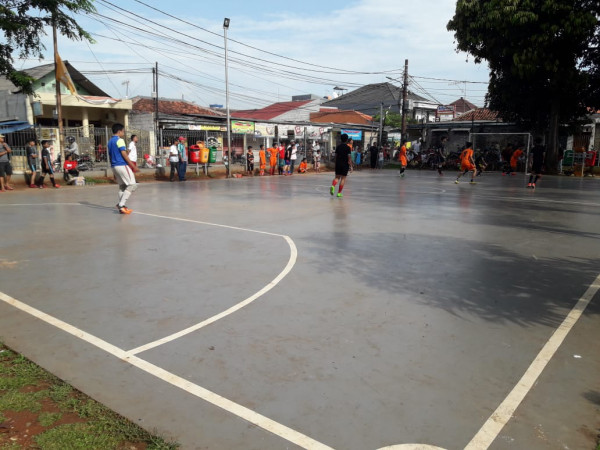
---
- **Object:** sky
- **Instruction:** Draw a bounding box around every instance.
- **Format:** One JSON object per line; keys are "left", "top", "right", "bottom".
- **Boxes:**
{"left": 16, "top": 0, "right": 491, "bottom": 109}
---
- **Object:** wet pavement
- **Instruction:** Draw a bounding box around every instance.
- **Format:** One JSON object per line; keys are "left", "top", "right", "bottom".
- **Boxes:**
{"left": 0, "top": 170, "right": 599, "bottom": 450}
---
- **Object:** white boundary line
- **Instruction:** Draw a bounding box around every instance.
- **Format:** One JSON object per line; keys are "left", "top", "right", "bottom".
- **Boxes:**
{"left": 0, "top": 291, "right": 332, "bottom": 449}
{"left": 465, "top": 272, "right": 600, "bottom": 449}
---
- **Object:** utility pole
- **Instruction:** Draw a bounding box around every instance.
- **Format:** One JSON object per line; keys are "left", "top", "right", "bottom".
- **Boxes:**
{"left": 401, "top": 59, "right": 409, "bottom": 142}
{"left": 153, "top": 62, "right": 159, "bottom": 157}
{"left": 52, "top": 21, "right": 65, "bottom": 169}
{"left": 378, "top": 103, "right": 383, "bottom": 147}
{"left": 121, "top": 80, "right": 130, "bottom": 98}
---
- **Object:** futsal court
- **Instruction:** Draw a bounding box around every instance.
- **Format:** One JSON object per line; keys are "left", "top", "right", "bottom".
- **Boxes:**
{"left": 0, "top": 169, "right": 598, "bottom": 450}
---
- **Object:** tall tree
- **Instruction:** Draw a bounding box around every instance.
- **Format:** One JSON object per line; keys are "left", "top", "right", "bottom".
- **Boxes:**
{"left": 448, "top": 0, "right": 600, "bottom": 172}
{"left": 0, "top": 0, "right": 95, "bottom": 94}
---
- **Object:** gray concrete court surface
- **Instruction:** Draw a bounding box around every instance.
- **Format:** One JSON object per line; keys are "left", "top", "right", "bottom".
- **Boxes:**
{"left": 0, "top": 169, "right": 599, "bottom": 450}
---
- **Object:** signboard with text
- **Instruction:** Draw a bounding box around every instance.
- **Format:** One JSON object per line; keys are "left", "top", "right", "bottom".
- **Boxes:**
{"left": 341, "top": 129, "right": 363, "bottom": 140}
{"left": 231, "top": 120, "right": 255, "bottom": 134}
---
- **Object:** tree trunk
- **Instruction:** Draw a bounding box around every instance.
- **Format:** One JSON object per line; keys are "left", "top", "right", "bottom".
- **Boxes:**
{"left": 546, "top": 99, "right": 560, "bottom": 174}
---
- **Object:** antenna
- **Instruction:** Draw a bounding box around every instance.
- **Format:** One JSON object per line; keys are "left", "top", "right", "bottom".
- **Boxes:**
{"left": 121, "top": 80, "right": 130, "bottom": 98}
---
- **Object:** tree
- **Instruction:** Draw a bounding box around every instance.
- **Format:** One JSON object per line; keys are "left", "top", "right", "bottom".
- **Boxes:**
{"left": 0, "top": 0, "right": 95, "bottom": 94}
{"left": 447, "top": 0, "right": 600, "bottom": 172}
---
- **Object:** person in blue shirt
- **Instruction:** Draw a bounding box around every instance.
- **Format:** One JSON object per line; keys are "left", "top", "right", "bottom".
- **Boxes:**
{"left": 177, "top": 136, "right": 187, "bottom": 181}
{"left": 108, "top": 123, "right": 139, "bottom": 214}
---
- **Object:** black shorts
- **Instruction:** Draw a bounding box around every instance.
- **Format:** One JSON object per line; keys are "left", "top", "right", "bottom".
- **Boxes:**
{"left": 0, "top": 161, "right": 12, "bottom": 177}
{"left": 335, "top": 164, "right": 349, "bottom": 177}
{"left": 531, "top": 163, "right": 543, "bottom": 174}
{"left": 42, "top": 165, "right": 54, "bottom": 175}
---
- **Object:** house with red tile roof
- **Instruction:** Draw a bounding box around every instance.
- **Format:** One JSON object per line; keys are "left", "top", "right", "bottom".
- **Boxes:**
{"left": 310, "top": 109, "right": 373, "bottom": 126}
{"left": 232, "top": 95, "right": 324, "bottom": 122}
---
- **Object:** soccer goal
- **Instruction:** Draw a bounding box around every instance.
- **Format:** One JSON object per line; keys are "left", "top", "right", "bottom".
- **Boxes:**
{"left": 470, "top": 132, "right": 532, "bottom": 172}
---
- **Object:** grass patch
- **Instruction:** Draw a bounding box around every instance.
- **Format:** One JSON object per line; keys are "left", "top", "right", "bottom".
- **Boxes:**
{"left": 38, "top": 411, "right": 62, "bottom": 427}
{"left": 0, "top": 343, "right": 179, "bottom": 449}
{"left": 83, "top": 177, "right": 111, "bottom": 184}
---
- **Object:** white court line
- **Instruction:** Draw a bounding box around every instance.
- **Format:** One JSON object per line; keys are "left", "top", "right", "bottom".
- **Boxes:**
{"left": 0, "top": 291, "right": 332, "bottom": 450}
{"left": 465, "top": 272, "right": 600, "bottom": 449}
{"left": 0, "top": 203, "right": 298, "bottom": 354}
{"left": 128, "top": 233, "right": 297, "bottom": 354}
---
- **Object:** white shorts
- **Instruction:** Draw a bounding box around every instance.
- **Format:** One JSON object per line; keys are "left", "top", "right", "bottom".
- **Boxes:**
{"left": 112, "top": 165, "right": 136, "bottom": 188}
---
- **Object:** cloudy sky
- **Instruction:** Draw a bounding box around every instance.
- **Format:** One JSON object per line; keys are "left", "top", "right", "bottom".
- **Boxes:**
{"left": 17, "top": 0, "right": 490, "bottom": 109}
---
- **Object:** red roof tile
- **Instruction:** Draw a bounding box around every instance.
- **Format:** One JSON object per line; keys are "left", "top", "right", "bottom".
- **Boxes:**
{"left": 233, "top": 100, "right": 313, "bottom": 121}
{"left": 452, "top": 108, "right": 500, "bottom": 122}
{"left": 132, "top": 97, "right": 222, "bottom": 117}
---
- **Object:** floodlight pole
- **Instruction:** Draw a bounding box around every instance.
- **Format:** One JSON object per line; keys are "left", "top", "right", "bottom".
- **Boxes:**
{"left": 223, "top": 18, "right": 232, "bottom": 178}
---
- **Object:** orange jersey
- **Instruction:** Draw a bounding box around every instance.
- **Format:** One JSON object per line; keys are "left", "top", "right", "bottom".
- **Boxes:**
{"left": 299, "top": 161, "right": 307, "bottom": 172}
{"left": 399, "top": 145, "right": 407, "bottom": 166}
{"left": 510, "top": 149, "right": 523, "bottom": 167}
{"left": 259, "top": 150, "right": 266, "bottom": 168}
{"left": 460, "top": 148, "right": 474, "bottom": 164}
{"left": 269, "top": 148, "right": 277, "bottom": 165}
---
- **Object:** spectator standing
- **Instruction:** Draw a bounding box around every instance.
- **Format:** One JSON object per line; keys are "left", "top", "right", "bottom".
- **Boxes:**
{"left": 246, "top": 146, "right": 255, "bottom": 175}
{"left": 108, "top": 123, "right": 138, "bottom": 214}
{"left": 26, "top": 139, "right": 38, "bottom": 188}
{"left": 128, "top": 134, "right": 138, "bottom": 169}
{"left": 38, "top": 140, "right": 60, "bottom": 189}
{"left": 284, "top": 142, "right": 292, "bottom": 175}
{"left": 168, "top": 138, "right": 179, "bottom": 182}
{"left": 258, "top": 144, "right": 266, "bottom": 176}
{"left": 0, "top": 134, "right": 14, "bottom": 191}
{"left": 314, "top": 149, "right": 322, "bottom": 173}
{"left": 278, "top": 142, "right": 285, "bottom": 175}
{"left": 177, "top": 136, "right": 187, "bottom": 181}
{"left": 289, "top": 140, "right": 298, "bottom": 175}
{"left": 269, "top": 144, "right": 278, "bottom": 175}
{"left": 369, "top": 143, "right": 378, "bottom": 169}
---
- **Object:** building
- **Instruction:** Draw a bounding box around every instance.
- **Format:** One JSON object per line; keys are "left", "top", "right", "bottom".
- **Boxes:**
{"left": 0, "top": 61, "right": 131, "bottom": 130}
{"left": 232, "top": 95, "right": 325, "bottom": 123}
{"left": 322, "top": 82, "right": 438, "bottom": 122}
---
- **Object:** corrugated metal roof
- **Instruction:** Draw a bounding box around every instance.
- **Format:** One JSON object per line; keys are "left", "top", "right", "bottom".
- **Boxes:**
{"left": 322, "top": 83, "right": 428, "bottom": 115}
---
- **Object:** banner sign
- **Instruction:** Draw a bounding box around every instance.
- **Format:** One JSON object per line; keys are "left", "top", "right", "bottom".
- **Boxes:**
{"left": 341, "top": 129, "right": 363, "bottom": 140}
{"left": 255, "top": 123, "right": 276, "bottom": 137}
{"left": 231, "top": 120, "right": 255, "bottom": 134}
{"left": 188, "top": 124, "right": 227, "bottom": 131}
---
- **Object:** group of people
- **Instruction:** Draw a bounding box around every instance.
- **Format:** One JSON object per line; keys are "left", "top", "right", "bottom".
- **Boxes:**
{"left": 245, "top": 140, "right": 321, "bottom": 176}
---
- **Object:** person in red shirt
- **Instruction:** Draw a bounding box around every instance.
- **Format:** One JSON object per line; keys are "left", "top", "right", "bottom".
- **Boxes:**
{"left": 455, "top": 141, "right": 477, "bottom": 184}
{"left": 278, "top": 143, "right": 285, "bottom": 175}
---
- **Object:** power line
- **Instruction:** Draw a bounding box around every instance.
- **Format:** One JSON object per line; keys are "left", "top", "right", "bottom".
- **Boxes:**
{"left": 129, "top": 0, "right": 405, "bottom": 76}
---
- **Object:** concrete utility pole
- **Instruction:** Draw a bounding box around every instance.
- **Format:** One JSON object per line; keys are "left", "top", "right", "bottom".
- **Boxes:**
{"left": 378, "top": 103, "right": 383, "bottom": 146}
{"left": 52, "top": 21, "right": 65, "bottom": 169}
{"left": 401, "top": 59, "right": 409, "bottom": 141}
{"left": 153, "top": 63, "right": 159, "bottom": 156}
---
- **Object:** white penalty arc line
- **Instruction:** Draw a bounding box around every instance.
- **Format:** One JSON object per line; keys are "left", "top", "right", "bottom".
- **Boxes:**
{"left": 465, "top": 272, "right": 600, "bottom": 450}
{"left": 0, "top": 291, "right": 332, "bottom": 450}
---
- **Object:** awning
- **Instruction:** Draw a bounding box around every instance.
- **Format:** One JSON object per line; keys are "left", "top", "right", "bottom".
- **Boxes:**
{"left": 0, "top": 121, "right": 33, "bottom": 134}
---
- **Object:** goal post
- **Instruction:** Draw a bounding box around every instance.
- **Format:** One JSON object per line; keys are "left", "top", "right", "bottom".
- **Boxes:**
{"left": 469, "top": 132, "right": 532, "bottom": 173}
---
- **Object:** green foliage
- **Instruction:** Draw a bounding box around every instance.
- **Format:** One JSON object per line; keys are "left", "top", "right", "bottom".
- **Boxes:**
{"left": 0, "top": 0, "right": 96, "bottom": 94}
{"left": 447, "top": 0, "right": 600, "bottom": 170}
{"left": 38, "top": 411, "right": 62, "bottom": 427}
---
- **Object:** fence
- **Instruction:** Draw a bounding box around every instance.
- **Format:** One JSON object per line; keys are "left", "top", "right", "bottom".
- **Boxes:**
{"left": 1, "top": 126, "right": 151, "bottom": 173}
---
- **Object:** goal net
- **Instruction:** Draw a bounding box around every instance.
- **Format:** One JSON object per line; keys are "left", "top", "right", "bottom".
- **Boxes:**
{"left": 470, "top": 132, "right": 532, "bottom": 172}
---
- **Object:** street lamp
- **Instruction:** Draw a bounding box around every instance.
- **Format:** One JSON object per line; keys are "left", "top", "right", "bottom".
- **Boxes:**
{"left": 223, "top": 18, "right": 231, "bottom": 178}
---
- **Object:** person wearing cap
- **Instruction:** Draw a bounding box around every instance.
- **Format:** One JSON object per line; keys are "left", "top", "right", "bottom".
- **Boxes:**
{"left": 0, "top": 134, "right": 14, "bottom": 191}
{"left": 177, "top": 136, "right": 187, "bottom": 181}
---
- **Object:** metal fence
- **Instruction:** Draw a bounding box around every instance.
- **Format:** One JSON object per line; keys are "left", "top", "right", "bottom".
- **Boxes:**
{"left": 1, "top": 126, "right": 151, "bottom": 172}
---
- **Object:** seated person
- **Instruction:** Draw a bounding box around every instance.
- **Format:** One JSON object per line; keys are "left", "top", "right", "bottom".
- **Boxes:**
{"left": 298, "top": 158, "right": 308, "bottom": 173}
{"left": 63, "top": 154, "right": 79, "bottom": 183}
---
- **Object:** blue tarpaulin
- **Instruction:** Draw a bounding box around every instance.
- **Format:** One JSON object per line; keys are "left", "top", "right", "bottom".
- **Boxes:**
{"left": 0, "top": 121, "right": 32, "bottom": 134}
